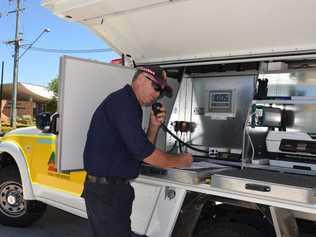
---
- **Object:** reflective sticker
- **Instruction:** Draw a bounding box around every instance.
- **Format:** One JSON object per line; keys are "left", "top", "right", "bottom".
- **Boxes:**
{"left": 37, "top": 138, "right": 53, "bottom": 144}
{"left": 47, "top": 152, "right": 70, "bottom": 176}
{"left": 48, "top": 152, "right": 57, "bottom": 172}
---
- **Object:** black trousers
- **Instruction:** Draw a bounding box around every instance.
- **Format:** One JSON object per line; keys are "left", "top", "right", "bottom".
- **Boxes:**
{"left": 84, "top": 179, "right": 135, "bottom": 237}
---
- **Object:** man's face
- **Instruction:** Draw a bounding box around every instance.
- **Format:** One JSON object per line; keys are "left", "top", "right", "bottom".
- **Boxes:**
{"left": 139, "top": 72, "right": 164, "bottom": 106}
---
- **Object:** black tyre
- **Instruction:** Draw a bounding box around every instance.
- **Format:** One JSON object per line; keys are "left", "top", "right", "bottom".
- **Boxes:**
{"left": 0, "top": 165, "right": 47, "bottom": 227}
{"left": 195, "top": 221, "right": 267, "bottom": 237}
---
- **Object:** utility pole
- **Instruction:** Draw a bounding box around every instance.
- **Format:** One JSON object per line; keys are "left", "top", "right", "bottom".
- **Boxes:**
{"left": 10, "top": 0, "right": 22, "bottom": 128}
{"left": 4, "top": 1, "right": 49, "bottom": 128}
{"left": 0, "top": 62, "right": 4, "bottom": 133}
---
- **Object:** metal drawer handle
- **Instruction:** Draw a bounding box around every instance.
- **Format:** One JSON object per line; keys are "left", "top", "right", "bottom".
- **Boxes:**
{"left": 245, "top": 183, "right": 271, "bottom": 192}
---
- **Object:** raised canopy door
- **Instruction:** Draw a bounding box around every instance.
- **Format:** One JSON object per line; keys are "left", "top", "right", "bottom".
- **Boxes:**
{"left": 43, "top": 0, "right": 316, "bottom": 64}
{"left": 57, "top": 56, "right": 135, "bottom": 171}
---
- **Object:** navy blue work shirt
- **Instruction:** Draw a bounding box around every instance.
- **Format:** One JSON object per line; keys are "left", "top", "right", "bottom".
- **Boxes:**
{"left": 83, "top": 85, "right": 155, "bottom": 179}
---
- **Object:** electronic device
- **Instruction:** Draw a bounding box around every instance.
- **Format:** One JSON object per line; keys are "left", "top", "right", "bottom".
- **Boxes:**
{"left": 205, "top": 89, "right": 236, "bottom": 119}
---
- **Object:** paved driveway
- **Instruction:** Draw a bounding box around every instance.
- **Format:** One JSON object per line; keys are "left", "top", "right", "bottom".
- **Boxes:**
{"left": 0, "top": 206, "right": 92, "bottom": 237}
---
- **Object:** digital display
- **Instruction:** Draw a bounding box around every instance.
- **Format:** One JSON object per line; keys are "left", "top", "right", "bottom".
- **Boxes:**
{"left": 209, "top": 90, "right": 233, "bottom": 113}
{"left": 212, "top": 94, "right": 230, "bottom": 102}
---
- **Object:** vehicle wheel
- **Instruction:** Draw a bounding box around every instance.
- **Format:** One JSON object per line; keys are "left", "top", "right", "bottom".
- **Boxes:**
{"left": 195, "top": 221, "right": 267, "bottom": 237}
{"left": 0, "top": 165, "right": 47, "bottom": 227}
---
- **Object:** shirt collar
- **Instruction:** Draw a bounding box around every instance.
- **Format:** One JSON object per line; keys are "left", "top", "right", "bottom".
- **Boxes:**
{"left": 124, "top": 84, "right": 142, "bottom": 114}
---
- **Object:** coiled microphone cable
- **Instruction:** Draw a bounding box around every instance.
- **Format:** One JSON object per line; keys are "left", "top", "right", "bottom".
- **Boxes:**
{"left": 152, "top": 102, "right": 209, "bottom": 154}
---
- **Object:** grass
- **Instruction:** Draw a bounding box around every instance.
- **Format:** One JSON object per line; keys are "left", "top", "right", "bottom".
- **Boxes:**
{"left": 0, "top": 123, "right": 34, "bottom": 134}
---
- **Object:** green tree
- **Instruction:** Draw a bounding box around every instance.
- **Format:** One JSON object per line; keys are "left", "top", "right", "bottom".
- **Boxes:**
{"left": 48, "top": 77, "right": 59, "bottom": 97}
{"left": 45, "top": 77, "right": 59, "bottom": 113}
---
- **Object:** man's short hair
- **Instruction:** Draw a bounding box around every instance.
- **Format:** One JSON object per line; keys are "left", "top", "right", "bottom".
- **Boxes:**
{"left": 132, "top": 70, "right": 143, "bottom": 82}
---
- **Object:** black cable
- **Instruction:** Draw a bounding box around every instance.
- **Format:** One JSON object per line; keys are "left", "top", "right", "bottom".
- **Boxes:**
{"left": 27, "top": 47, "right": 113, "bottom": 54}
{"left": 167, "top": 141, "right": 178, "bottom": 153}
{"left": 152, "top": 102, "right": 208, "bottom": 154}
{"left": 161, "top": 123, "right": 209, "bottom": 154}
{"left": 179, "top": 132, "right": 183, "bottom": 153}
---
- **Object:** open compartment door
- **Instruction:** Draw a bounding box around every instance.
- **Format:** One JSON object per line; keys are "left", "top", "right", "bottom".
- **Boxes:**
{"left": 57, "top": 56, "right": 135, "bottom": 171}
{"left": 43, "top": 0, "right": 316, "bottom": 64}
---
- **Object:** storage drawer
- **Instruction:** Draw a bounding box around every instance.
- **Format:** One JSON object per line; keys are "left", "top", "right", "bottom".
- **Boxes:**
{"left": 211, "top": 169, "right": 316, "bottom": 204}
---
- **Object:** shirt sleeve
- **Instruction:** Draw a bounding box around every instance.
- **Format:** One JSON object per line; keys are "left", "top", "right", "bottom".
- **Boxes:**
{"left": 106, "top": 96, "right": 155, "bottom": 161}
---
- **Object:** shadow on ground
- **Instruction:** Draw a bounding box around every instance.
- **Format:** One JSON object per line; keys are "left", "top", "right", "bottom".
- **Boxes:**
{"left": 0, "top": 206, "right": 92, "bottom": 237}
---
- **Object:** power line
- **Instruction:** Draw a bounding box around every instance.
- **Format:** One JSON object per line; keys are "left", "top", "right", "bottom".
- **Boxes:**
{"left": 19, "top": 28, "right": 50, "bottom": 59}
{"left": 24, "top": 46, "right": 113, "bottom": 54}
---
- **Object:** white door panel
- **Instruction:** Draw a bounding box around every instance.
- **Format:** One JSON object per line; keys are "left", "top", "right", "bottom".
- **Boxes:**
{"left": 57, "top": 56, "right": 135, "bottom": 171}
{"left": 131, "top": 182, "right": 162, "bottom": 234}
{"left": 146, "top": 187, "right": 186, "bottom": 237}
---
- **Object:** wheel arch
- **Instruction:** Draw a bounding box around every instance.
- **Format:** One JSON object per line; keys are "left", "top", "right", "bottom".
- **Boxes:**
{"left": 0, "top": 141, "right": 35, "bottom": 200}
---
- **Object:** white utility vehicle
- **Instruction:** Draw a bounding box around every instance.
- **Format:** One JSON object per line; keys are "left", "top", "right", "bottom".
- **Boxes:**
{"left": 1, "top": 1, "right": 316, "bottom": 236}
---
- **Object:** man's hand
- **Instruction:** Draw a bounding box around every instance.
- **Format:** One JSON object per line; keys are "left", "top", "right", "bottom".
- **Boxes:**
{"left": 150, "top": 104, "right": 166, "bottom": 126}
{"left": 147, "top": 104, "right": 166, "bottom": 143}
{"left": 177, "top": 153, "right": 193, "bottom": 168}
{"left": 143, "top": 149, "right": 193, "bottom": 169}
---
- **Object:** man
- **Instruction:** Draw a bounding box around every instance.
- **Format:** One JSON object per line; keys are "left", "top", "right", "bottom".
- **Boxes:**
{"left": 83, "top": 65, "right": 193, "bottom": 237}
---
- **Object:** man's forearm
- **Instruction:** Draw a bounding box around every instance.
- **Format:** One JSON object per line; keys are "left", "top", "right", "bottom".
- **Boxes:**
{"left": 147, "top": 124, "right": 160, "bottom": 144}
{"left": 143, "top": 149, "right": 192, "bottom": 168}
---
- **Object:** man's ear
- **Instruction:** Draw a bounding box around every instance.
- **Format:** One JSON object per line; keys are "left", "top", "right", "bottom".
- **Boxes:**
{"left": 162, "top": 71, "right": 167, "bottom": 80}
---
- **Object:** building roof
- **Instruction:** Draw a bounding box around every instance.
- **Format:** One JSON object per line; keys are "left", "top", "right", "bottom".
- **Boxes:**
{"left": 1, "top": 82, "right": 54, "bottom": 103}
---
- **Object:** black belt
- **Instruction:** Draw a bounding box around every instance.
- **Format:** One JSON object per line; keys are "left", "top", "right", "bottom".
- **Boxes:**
{"left": 86, "top": 175, "right": 130, "bottom": 184}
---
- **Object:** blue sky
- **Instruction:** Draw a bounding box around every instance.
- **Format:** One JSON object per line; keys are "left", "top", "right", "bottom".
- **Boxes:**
{"left": 0, "top": 0, "right": 118, "bottom": 87}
